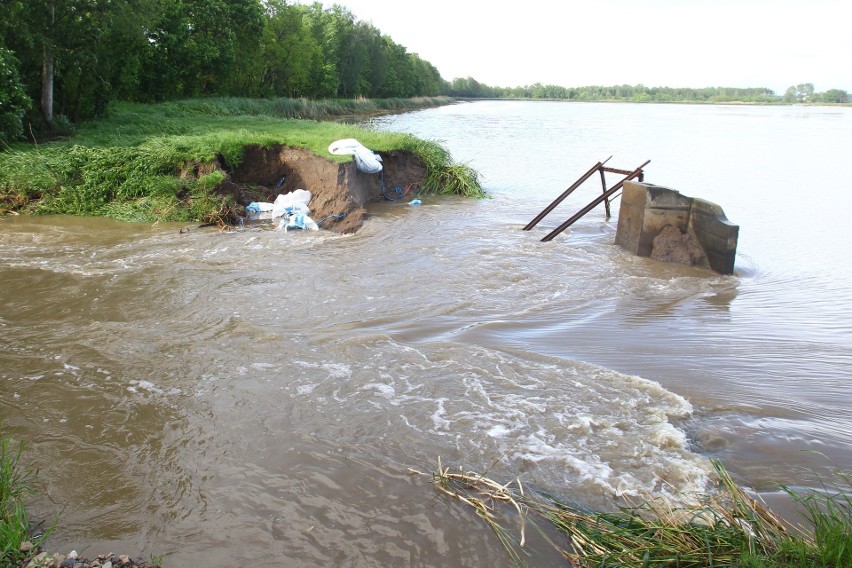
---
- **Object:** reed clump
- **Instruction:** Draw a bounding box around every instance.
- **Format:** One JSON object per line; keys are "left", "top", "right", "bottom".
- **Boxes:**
{"left": 403, "top": 139, "right": 485, "bottom": 199}
{"left": 430, "top": 459, "right": 852, "bottom": 567}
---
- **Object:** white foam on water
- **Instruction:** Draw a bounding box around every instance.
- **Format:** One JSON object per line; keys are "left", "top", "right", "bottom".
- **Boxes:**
{"left": 296, "top": 383, "right": 318, "bottom": 395}
{"left": 126, "top": 379, "right": 181, "bottom": 398}
{"left": 322, "top": 363, "right": 352, "bottom": 379}
{"left": 274, "top": 337, "right": 713, "bottom": 508}
{"left": 361, "top": 382, "right": 396, "bottom": 399}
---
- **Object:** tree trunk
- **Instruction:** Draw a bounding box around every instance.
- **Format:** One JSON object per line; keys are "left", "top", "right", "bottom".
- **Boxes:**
{"left": 41, "top": 45, "right": 54, "bottom": 127}
{"left": 41, "top": 1, "right": 56, "bottom": 127}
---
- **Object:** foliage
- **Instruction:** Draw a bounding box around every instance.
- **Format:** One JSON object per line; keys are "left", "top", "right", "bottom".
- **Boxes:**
{"left": 818, "top": 89, "right": 849, "bottom": 104}
{"left": 1, "top": 0, "right": 847, "bottom": 138}
{"left": 0, "top": 97, "right": 482, "bottom": 223}
{"left": 447, "top": 80, "right": 785, "bottom": 103}
{"left": 445, "top": 79, "right": 850, "bottom": 106}
{"left": 138, "top": 0, "right": 265, "bottom": 100}
{"left": 431, "top": 458, "right": 852, "bottom": 568}
{"left": 0, "top": 48, "right": 31, "bottom": 143}
{"left": 0, "top": 0, "right": 452, "bottom": 135}
{"left": 784, "top": 84, "right": 815, "bottom": 103}
{"left": 1, "top": 434, "right": 50, "bottom": 567}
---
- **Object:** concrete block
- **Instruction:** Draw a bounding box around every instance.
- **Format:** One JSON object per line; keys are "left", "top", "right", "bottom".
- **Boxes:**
{"left": 615, "top": 182, "right": 738, "bottom": 274}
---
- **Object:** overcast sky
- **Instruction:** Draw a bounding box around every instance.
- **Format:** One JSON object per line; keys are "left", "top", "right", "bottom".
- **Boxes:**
{"left": 298, "top": 0, "right": 849, "bottom": 94}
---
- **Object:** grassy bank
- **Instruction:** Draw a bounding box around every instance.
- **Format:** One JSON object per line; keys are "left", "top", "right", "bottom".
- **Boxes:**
{"left": 0, "top": 97, "right": 483, "bottom": 224}
{"left": 431, "top": 459, "right": 852, "bottom": 567}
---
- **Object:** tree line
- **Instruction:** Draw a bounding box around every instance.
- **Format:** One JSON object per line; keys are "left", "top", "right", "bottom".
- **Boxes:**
{"left": 0, "top": 0, "right": 445, "bottom": 141}
{"left": 447, "top": 78, "right": 849, "bottom": 105}
{"left": 2, "top": 0, "right": 849, "bottom": 143}
{"left": 783, "top": 83, "right": 849, "bottom": 104}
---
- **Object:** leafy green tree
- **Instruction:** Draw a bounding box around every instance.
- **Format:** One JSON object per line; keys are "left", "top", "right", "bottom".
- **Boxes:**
{"left": 256, "top": 0, "right": 327, "bottom": 98}
{"left": 820, "top": 89, "right": 848, "bottom": 103}
{"left": 362, "top": 33, "right": 390, "bottom": 97}
{"left": 785, "top": 83, "right": 815, "bottom": 103}
{"left": 784, "top": 86, "right": 797, "bottom": 102}
{"left": 412, "top": 57, "right": 443, "bottom": 97}
{"left": 325, "top": 6, "right": 370, "bottom": 97}
{"left": 139, "top": 0, "right": 264, "bottom": 100}
{"left": 219, "top": 0, "right": 265, "bottom": 96}
{"left": 1, "top": 0, "right": 158, "bottom": 128}
{"left": 300, "top": 2, "right": 340, "bottom": 97}
{"left": 450, "top": 77, "right": 484, "bottom": 98}
{"left": 0, "top": 48, "right": 32, "bottom": 142}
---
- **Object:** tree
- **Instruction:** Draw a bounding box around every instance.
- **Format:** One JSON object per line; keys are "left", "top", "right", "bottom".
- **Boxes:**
{"left": 139, "top": 0, "right": 264, "bottom": 100}
{"left": 820, "top": 89, "right": 848, "bottom": 104}
{"left": 1, "top": 0, "right": 159, "bottom": 128}
{"left": 0, "top": 48, "right": 32, "bottom": 142}
{"left": 257, "top": 0, "right": 326, "bottom": 98}
{"left": 785, "top": 83, "right": 815, "bottom": 103}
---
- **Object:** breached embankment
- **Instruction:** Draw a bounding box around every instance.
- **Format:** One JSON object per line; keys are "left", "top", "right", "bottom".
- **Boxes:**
{"left": 213, "top": 144, "right": 428, "bottom": 233}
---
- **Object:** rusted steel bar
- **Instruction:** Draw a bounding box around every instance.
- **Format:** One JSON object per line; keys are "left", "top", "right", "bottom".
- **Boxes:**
{"left": 599, "top": 166, "right": 611, "bottom": 218}
{"left": 541, "top": 160, "right": 650, "bottom": 242}
{"left": 522, "top": 156, "right": 611, "bottom": 231}
{"left": 602, "top": 166, "right": 634, "bottom": 176}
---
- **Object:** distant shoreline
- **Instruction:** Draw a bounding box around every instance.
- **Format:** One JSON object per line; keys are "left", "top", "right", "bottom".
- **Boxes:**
{"left": 456, "top": 97, "right": 852, "bottom": 107}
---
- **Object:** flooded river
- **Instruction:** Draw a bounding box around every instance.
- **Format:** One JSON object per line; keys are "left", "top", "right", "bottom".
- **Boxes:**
{"left": 1, "top": 101, "right": 850, "bottom": 565}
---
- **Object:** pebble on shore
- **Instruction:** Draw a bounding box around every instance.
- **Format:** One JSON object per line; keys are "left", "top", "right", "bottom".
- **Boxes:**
{"left": 19, "top": 544, "right": 160, "bottom": 568}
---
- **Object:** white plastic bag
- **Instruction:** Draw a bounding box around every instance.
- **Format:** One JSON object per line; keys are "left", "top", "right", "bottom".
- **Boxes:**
{"left": 272, "top": 189, "right": 312, "bottom": 218}
{"left": 278, "top": 213, "right": 319, "bottom": 232}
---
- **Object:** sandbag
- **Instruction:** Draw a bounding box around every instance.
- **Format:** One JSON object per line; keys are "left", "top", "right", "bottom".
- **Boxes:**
{"left": 328, "top": 138, "right": 383, "bottom": 174}
{"left": 272, "top": 189, "right": 312, "bottom": 218}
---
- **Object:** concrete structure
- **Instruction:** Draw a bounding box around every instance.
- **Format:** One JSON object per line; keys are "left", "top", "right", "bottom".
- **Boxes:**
{"left": 615, "top": 181, "right": 739, "bottom": 274}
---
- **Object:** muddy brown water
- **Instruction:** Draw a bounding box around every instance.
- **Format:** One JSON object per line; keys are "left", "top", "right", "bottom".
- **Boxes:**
{"left": 2, "top": 101, "right": 851, "bottom": 565}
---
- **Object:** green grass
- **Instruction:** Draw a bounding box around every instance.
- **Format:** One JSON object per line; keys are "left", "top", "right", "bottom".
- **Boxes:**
{"left": 431, "top": 459, "right": 852, "bottom": 567}
{"left": 0, "top": 96, "right": 483, "bottom": 223}
{"left": 782, "top": 465, "right": 852, "bottom": 567}
{"left": 1, "top": 434, "right": 50, "bottom": 567}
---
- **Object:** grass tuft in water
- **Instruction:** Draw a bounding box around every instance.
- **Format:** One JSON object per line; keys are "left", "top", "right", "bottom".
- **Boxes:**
{"left": 430, "top": 458, "right": 852, "bottom": 567}
{"left": 0, "top": 434, "right": 51, "bottom": 567}
{"left": 781, "top": 457, "right": 852, "bottom": 567}
{"left": 402, "top": 139, "right": 486, "bottom": 198}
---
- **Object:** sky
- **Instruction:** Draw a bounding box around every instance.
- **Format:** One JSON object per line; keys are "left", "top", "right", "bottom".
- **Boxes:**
{"left": 297, "top": 0, "right": 850, "bottom": 95}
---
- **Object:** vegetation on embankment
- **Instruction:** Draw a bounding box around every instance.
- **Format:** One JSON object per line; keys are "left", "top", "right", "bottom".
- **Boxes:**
{"left": 432, "top": 458, "right": 852, "bottom": 567}
{"left": 0, "top": 97, "right": 483, "bottom": 224}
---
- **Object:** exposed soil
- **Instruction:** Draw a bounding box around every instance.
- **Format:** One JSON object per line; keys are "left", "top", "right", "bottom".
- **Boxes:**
{"left": 215, "top": 145, "right": 427, "bottom": 233}
{"left": 650, "top": 224, "right": 708, "bottom": 267}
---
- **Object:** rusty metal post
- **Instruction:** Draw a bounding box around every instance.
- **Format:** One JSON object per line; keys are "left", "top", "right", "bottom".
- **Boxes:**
{"left": 522, "top": 157, "right": 611, "bottom": 231}
{"left": 599, "top": 167, "right": 611, "bottom": 218}
{"left": 541, "top": 160, "right": 650, "bottom": 242}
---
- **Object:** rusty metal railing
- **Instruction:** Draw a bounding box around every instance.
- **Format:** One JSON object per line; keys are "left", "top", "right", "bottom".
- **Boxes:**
{"left": 524, "top": 158, "right": 650, "bottom": 242}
